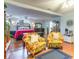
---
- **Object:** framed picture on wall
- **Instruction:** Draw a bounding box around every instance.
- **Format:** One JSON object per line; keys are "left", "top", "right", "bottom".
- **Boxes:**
{"left": 67, "top": 20, "right": 73, "bottom": 27}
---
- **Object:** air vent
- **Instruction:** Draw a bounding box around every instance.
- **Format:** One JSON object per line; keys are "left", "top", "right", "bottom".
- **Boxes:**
{"left": 47, "top": 8, "right": 52, "bottom": 11}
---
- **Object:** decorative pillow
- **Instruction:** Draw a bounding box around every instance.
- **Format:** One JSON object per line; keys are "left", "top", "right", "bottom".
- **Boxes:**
{"left": 30, "top": 34, "right": 39, "bottom": 43}
{"left": 53, "top": 33, "right": 59, "bottom": 40}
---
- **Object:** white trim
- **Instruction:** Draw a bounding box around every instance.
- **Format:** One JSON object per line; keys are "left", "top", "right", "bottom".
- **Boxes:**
{"left": 5, "top": 40, "right": 11, "bottom": 51}
{"left": 7, "top": 0, "right": 62, "bottom": 16}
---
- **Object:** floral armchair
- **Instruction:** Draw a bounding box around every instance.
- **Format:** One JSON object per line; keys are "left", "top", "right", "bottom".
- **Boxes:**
{"left": 23, "top": 33, "right": 46, "bottom": 56}
{"left": 47, "top": 32, "right": 64, "bottom": 48}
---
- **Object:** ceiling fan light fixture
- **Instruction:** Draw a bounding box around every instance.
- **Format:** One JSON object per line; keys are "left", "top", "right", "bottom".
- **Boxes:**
{"left": 62, "top": 2, "right": 68, "bottom": 8}
{"left": 68, "top": 0, "right": 74, "bottom": 7}
{"left": 62, "top": 0, "right": 73, "bottom": 8}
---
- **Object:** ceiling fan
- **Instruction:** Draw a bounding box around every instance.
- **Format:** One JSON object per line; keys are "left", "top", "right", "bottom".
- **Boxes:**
{"left": 54, "top": 0, "right": 74, "bottom": 12}
{"left": 62, "top": 0, "right": 74, "bottom": 8}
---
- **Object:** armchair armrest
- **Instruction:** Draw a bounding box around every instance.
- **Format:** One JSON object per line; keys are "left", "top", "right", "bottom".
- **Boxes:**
{"left": 38, "top": 37, "right": 45, "bottom": 42}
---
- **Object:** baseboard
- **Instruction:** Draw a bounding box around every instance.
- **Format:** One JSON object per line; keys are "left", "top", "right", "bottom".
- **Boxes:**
{"left": 64, "top": 41, "right": 74, "bottom": 44}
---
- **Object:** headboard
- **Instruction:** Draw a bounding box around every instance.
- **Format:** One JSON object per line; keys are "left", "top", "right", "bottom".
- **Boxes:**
{"left": 17, "top": 23, "right": 31, "bottom": 30}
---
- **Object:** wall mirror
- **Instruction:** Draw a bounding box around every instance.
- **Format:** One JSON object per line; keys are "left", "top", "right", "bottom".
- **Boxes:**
{"left": 35, "top": 23, "right": 42, "bottom": 28}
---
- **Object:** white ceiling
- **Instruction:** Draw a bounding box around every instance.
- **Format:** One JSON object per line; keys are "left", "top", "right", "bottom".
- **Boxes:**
{"left": 6, "top": 0, "right": 74, "bottom": 21}
{"left": 7, "top": 0, "right": 74, "bottom": 14}
{"left": 6, "top": 4, "right": 60, "bottom": 21}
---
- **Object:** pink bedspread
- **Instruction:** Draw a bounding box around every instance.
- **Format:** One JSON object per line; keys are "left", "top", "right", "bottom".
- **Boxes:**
{"left": 14, "top": 29, "right": 34, "bottom": 39}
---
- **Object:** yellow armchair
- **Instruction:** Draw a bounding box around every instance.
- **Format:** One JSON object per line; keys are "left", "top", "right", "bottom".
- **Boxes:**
{"left": 23, "top": 33, "right": 46, "bottom": 56}
{"left": 47, "top": 32, "right": 64, "bottom": 48}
